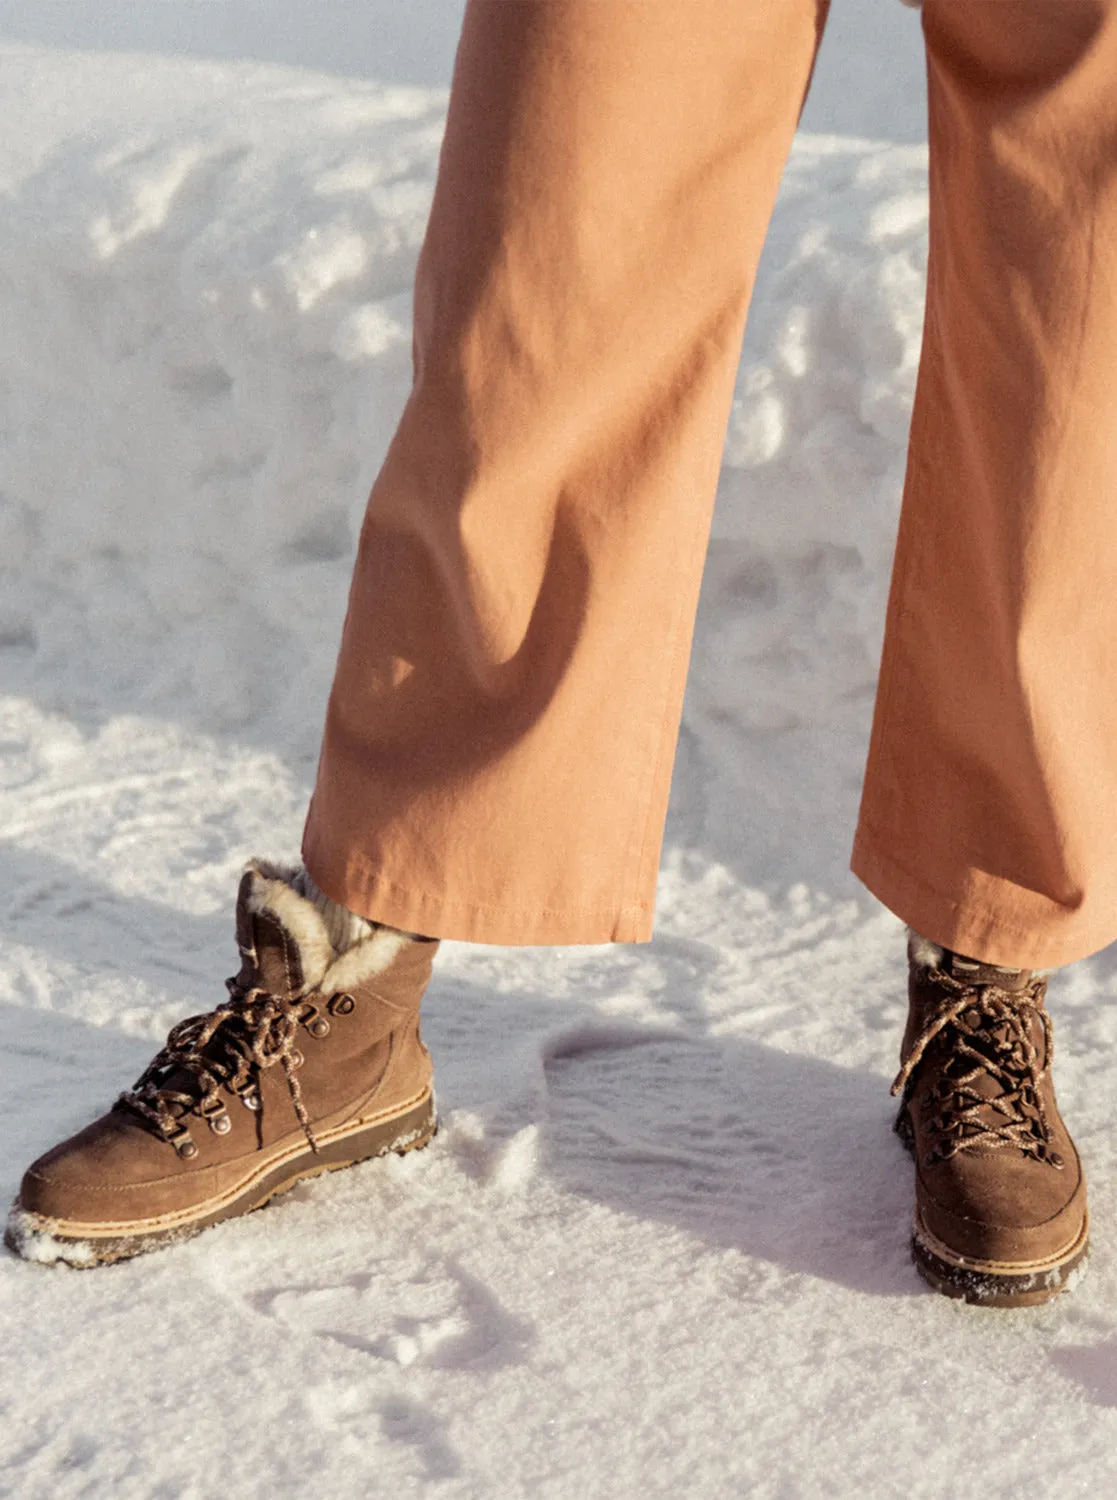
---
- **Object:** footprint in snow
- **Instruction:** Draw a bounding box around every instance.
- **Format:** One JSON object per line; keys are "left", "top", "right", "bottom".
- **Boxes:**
{"left": 251, "top": 1253, "right": 533, "bottom": 1371}
{"left": 302, "top": 1384, "right": 462, "bottom": 1480}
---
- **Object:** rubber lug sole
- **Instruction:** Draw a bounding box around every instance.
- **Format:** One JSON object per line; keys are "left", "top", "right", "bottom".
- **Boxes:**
{"left": 4, "top": 1093, "right": 437, "bottom": 1269}
{"left": 910, "top": 1209, "right": 1089, "bottom": 1308}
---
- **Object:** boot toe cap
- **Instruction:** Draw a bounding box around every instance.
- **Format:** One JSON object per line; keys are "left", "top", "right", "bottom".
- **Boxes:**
{"left": 16, "top": 1110, "right": 208, "bottom": 1227}
{"left": 917, "top": 1148, "right": 1087, "bottom": 1266}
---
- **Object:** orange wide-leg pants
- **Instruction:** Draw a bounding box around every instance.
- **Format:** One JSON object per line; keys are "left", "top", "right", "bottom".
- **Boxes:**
{"left": 303, "top": 0, "right": 1117, "bottom": 970}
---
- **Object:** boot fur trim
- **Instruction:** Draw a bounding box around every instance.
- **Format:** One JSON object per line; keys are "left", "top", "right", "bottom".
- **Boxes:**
{"left": 907, "top": 929, "right": 946, "bottom": 971}
{"left": 320, "top": 929, "right": 412, "bottom": 996}
{"left": 244, "top": 859, "right": 413, "bottom": 995}
{"left": 244, "top": 859, "right": 336, "bottom": 989}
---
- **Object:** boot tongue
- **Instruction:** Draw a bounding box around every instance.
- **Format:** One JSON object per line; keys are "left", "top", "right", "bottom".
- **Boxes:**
{"left": 119, "top": 864, "right": 335, "bottom": 1136}
{"left": 234, "top": 865, "right": 335, "bottom": 1000}
{"left": 944, "top": 952, "right": 1048, "bottom": 1120}
{"left": 251, "top": 912, "right": 304, "bottom": 999}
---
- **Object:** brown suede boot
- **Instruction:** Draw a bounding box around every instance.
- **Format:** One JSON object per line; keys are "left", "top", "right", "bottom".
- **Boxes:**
{"left": 5, "top": 860, "right": 439, "bottom": 1267}
{"left": 892, "top": 935, "right": 1088, "bottom": 1307}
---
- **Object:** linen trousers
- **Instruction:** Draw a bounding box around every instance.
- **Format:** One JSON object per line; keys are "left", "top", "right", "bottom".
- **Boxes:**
{"left": 303, "top": 0, "right": 1117, "bottom": 969}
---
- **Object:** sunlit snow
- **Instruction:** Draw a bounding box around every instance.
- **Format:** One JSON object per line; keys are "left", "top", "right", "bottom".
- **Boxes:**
{"left": 2, "top": 6, "right": 1117, "bottom": 1499}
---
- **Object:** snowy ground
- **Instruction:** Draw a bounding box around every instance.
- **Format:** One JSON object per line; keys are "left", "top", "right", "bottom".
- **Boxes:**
{"left": 4, "top": 7, "right": 1117, "bottom": 1499}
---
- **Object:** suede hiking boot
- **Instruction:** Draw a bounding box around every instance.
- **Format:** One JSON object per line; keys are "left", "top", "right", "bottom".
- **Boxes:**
{"left": 5, "top": 860, "right": 439, "bottom": 1268}
{"left": 892, "top": 935, "right": 1088, "bottom": 1307}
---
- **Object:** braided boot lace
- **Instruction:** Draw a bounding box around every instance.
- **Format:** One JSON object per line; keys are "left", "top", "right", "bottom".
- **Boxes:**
{"left": 117, "top": 975, "right": 325, "bottom": 1156}
{"left": 891, "top": 967, "right": 1063, "bottom": 1169}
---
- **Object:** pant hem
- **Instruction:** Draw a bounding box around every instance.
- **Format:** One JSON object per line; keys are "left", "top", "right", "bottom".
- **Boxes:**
{"left": 851, "top": 825, "right": 1114, "bottom": 970}
{"left": 301, "top": 838, "right": 654, "bottom": 947}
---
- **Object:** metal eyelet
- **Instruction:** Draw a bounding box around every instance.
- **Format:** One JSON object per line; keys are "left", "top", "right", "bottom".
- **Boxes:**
{"left": 240, "top": 1089, "right": 261, "bottom": 1112}
{"left": 210, "top": 1111, "right": 232, "bottom": 1136}
{"left": 329, "top": 993, "right": 355, "bottom": 1017}
{"left": 308, "top": 1017, "right": 330, "bottom": 1039}
{"left": 176, "top": 1136, "right": 198, "bottom": 1159}
{"left": 289, "top": 1049, "right": 305, "bottom": 1070}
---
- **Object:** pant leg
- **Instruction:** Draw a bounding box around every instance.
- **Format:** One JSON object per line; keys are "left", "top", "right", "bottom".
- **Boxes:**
{"left": 304, "top": 0, "right": 828, "bottom": 944}
{"left": 854, "top": 0, "right": 1117, "bottom": 968}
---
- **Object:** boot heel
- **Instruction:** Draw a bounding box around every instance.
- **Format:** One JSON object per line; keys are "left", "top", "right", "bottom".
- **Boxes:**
{"left": 389, "top": 1100, "right": 438, "bottom": 1156}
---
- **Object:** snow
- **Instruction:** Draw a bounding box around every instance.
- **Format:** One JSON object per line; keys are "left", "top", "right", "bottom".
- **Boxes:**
{"left": 3, "top": 5, "right": 1117, "bottom": 1497}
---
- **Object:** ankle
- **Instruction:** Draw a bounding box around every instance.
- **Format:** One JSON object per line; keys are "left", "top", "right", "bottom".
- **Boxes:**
{"left": 906, "top": 928, "right": 1048, "bottom": 980}
{"left": 292, "top": 866, "right": 434, "bottom": 954}
{"left": 292, "top": 867, "right": 377, "bottom": 955}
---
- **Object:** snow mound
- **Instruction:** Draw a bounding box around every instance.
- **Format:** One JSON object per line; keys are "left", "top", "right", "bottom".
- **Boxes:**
{"left": 0, "top": 54, "right": 444, "bottom": 751}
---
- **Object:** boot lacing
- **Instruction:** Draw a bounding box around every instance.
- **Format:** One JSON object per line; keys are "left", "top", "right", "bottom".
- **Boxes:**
{"left": 891, "top": 968, "right": 1061, "bottom": 1167}
{"left": 118, "top": 976, "right": 322, "bottom": 1154}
